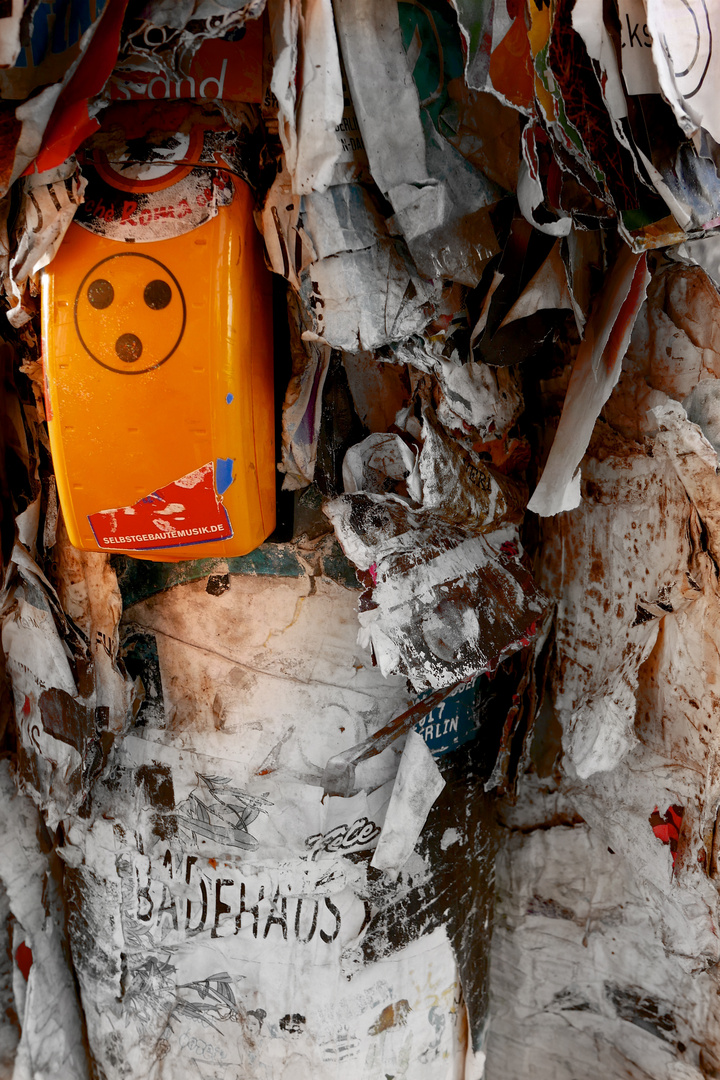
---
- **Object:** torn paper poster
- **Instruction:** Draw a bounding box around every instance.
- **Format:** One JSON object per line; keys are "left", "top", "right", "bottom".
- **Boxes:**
{"left": 394, "top": 2, "right": 505, "bottom": 284}
{"left": 517, "top": 152, "right": 573, "bottom": 240}
{"left": 326, "top": 494, "right": 548, "bottom": 689}
{"left": 528, "top": 244, "right": 650, "bottom": 516}
{"left": 0, "top": 1, "right": 116, "bottom": 101}
{"left": 0, "top": 0, "right": 123, "bottom": 195}
{"left": 387, "top": 333, "right": 524, "bottom": 447}
{"left": 292, "top": 0, "right": 343, "bottom": 193}
{"left": 279, "top": 296, "right": 332, "bottom": 490}
{"left": 485, "top": 0, "right": 535, "bottom": 112}
{"left": 645, "top": 0, "right": 718, "bottom": 145}
{"left": 544, "top": 0, "right": 657, "bottom": 224}
{"left": 684, "top": 380, "right": 720, "bottom": 454}
{"left": 471, "top": 217, "right": 575, "bottom": 367}
{"left": 332, "top": 0, "right": 429, "bottom": 199}
{"left": 616, "top": 261, "right": 720, "bottom": 408}
{"left": 417, "top": 408, "right": 525, "bottom": 531}
{"left": 0, "top": 881, "right": 18, "bottom": 1075}
{"left": 650, "top": 397, "right": 720, "bottom": 565}
{"left": 75, "top": 104, "right": 259, "bottom": 243}
{"left": 258, "top": 167, "right": 442, "bottom": 349}
{"left": 333, "top": 0, "right": 502, "bottom": 286}
{"left": 0, "top": 761, "right": 89, "bottom": 1080}
{"left": 117, "top": 1, "right": 266, "bottom": 86}
{"left": 438, "top": 82, "right": 521, "bottom": 195}
{"left": 0, "top": 0, "right": 23, "bottom": 70}
{"left": 565, "top": 734, "right": 720, "bottom": 964}
{"left": 5, "top": 157, "right": 87, "bottom": 327}
{"left": 28, "top": 0, "right": 129, "bottom": 175}
{"left": 372, "top": 730, "right": 446, "bottom": 879}
{"left": 52, "top": 522, "right": 136, "bottom": 733}
{"left": 538, "top": 419, "right": 706, "bottom": 778}
{"left": 297, "top": 238, "right": 442, "bottom": 350}
{"left": 1, "top": 501, "right": 135, "bottom": 825}
{"left": 486, "top": 802, "right": 720, "bottom": 1080}
{"left": 497, "top": 239, "right": 574, "bottom": 328}
{"left": 1, "top": 575, "right": 88, "bottom": 823}
{"left": 59, "top": 570, "right": 490, "bottom": 1079}
{"left": 671, "top": 233, "right": 720, "bottom": 290}
{"left": 9, "top": 158, "right": 87, "bottom": 285}
{"left": 109, "top": 15, "right": 264, "bottom": 103}
{"left": 343, "top": 432, "right": 422, "bottom": 504}
{"left": 617, "top": 0, "right": 662, "bottom": 97}
{"left": 634, "top": 594, "right": 720, "bottom": 877}
{"left": 571, "top": 0, "right": 702, "bottom": 240}
{"left": 269, "top": 0, "right": 343, "bottom": 193}
{"left": 434, "top": 358, "right": 523, "bottom": 444}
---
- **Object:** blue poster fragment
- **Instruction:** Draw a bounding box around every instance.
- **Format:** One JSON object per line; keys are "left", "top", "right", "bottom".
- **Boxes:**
{"left": 413, "top": 677, "right": 480, "bottom": 757}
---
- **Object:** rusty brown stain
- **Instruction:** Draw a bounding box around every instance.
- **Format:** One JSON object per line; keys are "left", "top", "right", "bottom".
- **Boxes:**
{"left": 39, "top": 688, "right": 94, "bottom": 754}
{"left": 588, "top": 557, "right": 604, "bottom": 583}
{"left": 368, "top": 1000, "right": 412, "bottom": 1035}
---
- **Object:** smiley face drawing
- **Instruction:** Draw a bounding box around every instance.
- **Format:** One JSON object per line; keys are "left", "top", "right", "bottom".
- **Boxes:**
{"left": 74, "top": 253, "right": 186, "bottom": 374}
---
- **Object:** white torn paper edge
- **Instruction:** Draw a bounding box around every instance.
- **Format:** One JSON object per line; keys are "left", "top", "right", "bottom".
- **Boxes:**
{"left": 0, "top": 762, "right": 89, "bottom": 1080}
{"left": 332, "top": 0, "right": 429, "bottom": 196}
{"left": 371, "top": 729, "right": 445, "bottom": 879}
{"left": 9, "top": 158, "right": 86, "bottom": 289}
{"left": 645, "top": 0, "right": 718, "bottom": 145}
{"left": 0, "top": 0, "right": 23, "bottom": 69}
{"left": 343, "top": 432, "right": 421, "bottom": 503}
{"left": 528, "top": 245, "right": 650, "bottom": 516}
{"left": 498, "top": 240, "right": 573, "bottom": 328}
{"left": 517, "top": 158, "right": 572, "bottom": 239}
{"left": 293, "top": 0, "right": 344, "bottom": 193}
{"left": 269, "top": 0, "right": 301, "bottom": 176}
{"left": 617, "top": 0, "right": 662, "bottom": 97}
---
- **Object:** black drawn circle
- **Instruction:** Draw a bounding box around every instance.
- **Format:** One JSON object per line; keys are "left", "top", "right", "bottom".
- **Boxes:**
{"left": 144, "top": 279, "right": 172, "bottom": 310}
{"left": 87, "top": 278, "right": 114, "bottom": 309}
{"left": 74, "top": 253, "right": 186, "bottom": 375}
{"left": 116, "top": 333, "right": 143, "bottom": 364}
{"left": 662, "top": 0, "right": 713, "bottom": 99}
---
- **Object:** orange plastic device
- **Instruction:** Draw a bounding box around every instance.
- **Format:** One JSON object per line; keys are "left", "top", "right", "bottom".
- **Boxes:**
{"left": 41, "top": 176, "right": 275, "bottom": 562}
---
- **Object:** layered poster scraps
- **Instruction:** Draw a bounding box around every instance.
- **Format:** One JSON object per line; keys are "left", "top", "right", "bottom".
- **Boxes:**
{"left": 59, "top": 574, "right": 490, "bottom": 1079}
{"left": 4, "top": 0, "right": 720, "bottom": 1078}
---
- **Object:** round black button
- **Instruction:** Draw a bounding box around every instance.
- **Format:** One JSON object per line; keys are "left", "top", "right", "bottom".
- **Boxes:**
{"left": 87, "top": 278, "right": 114, "bottom": 309}
{"left": 115, "top": 333, "right": 143, "bottom": 364}
{"left": 144, "top": 279, "right": 172, "bottom": 310}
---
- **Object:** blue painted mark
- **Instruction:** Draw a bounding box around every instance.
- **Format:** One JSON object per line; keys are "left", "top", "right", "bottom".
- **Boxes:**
{"left": 216, "top": 458, "right": 235, "bottom": 495}
{"left": 413, "top": 677, "right": 480, "bottom": 757}
{"left": 226, "top": 393, "right": 234, "bottom": 404}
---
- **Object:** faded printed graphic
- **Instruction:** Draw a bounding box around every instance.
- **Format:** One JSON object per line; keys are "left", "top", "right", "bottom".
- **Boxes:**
{"left": 176, "top": 774, "right": 272, "bottom": 852}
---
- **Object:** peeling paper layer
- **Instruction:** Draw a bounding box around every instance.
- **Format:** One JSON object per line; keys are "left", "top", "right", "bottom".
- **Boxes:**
{"left": 372, "top": 730, "right": 446, "bottom": 879}
{"left": 62, "top": 573, "right": 476, "bottom": 1078}
{"left": 327, "top": 492, "right": 548, "bottom": 690}
{"left": 0, "top": 762, "right": 89, "bottom": 1080}
{"left": 529, "top": 246, "right": 650, "bottom": 516}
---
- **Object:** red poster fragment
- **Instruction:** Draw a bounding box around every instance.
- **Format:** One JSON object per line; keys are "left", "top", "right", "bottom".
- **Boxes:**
{"left": 88, "top": 461, "right": 232, "bottom": 552}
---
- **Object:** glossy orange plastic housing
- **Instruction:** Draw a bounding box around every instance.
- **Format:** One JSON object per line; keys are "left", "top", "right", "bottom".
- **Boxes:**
{"left": 41, "top": 179, "right": 275, "bottom": 561}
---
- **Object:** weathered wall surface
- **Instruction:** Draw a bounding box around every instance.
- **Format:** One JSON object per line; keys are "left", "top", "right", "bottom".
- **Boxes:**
{"left": 2, "top": 0, "right": 720, "bottom": 1077}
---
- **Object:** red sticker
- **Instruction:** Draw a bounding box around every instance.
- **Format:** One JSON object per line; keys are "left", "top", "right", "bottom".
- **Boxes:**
{"left": 650, "top": 804, "right": 684, "bottom": 866}
{"left": 15, "top": 941, "right": 32, "bottom": 981}
{"left": 88, "top": 462, "right": 232, "bottom": 552}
